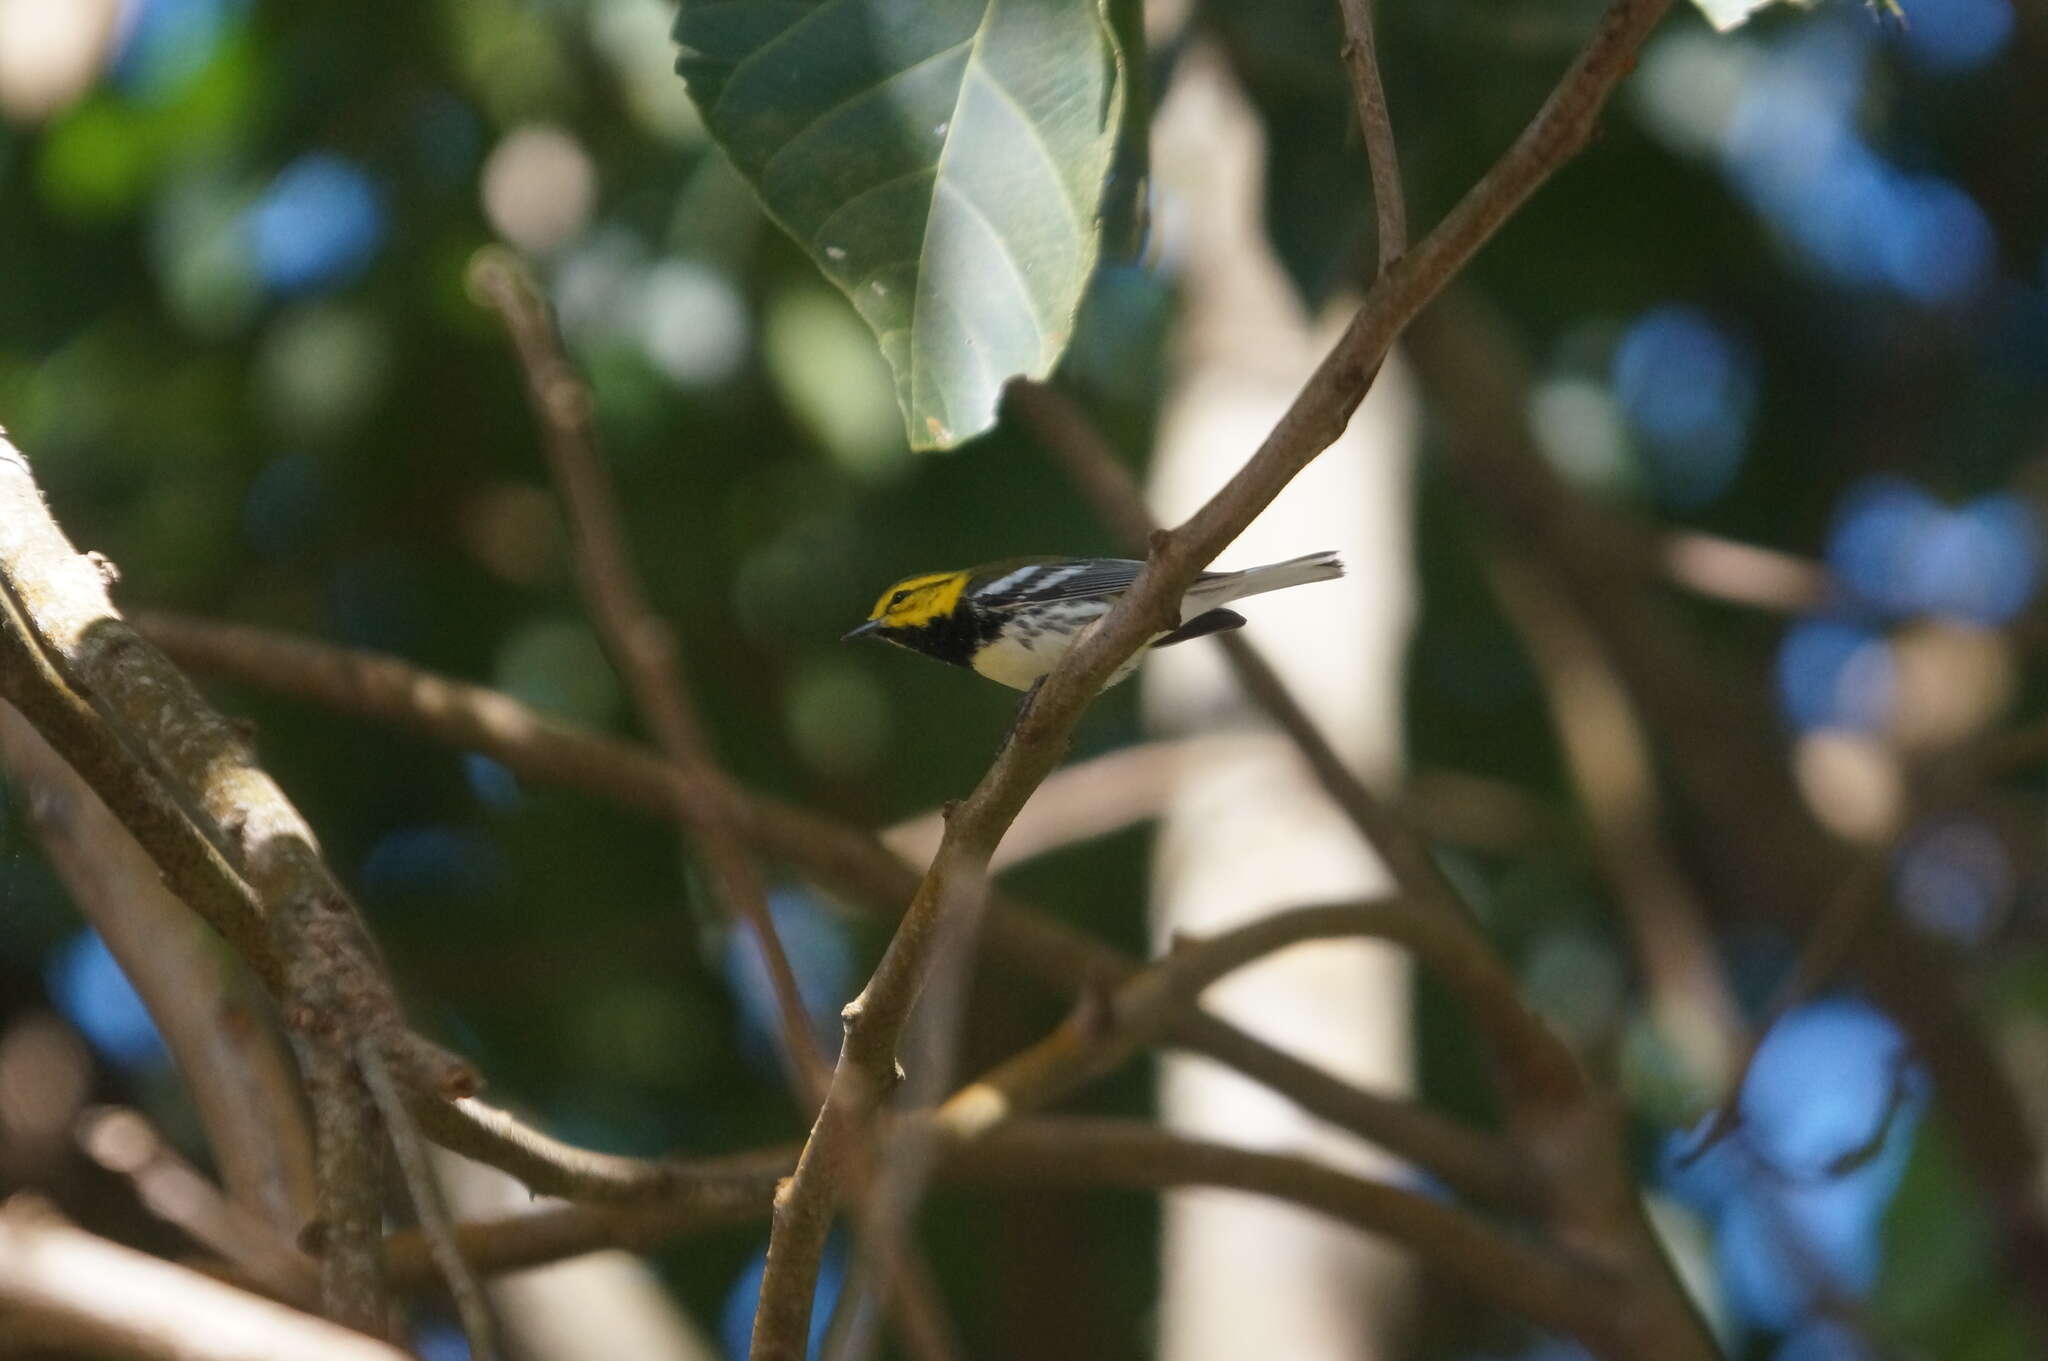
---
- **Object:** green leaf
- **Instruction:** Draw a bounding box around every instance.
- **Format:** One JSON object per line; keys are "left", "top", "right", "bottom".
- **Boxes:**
{"left": 674, "top": 0, "right": 1125, "bottom": 450}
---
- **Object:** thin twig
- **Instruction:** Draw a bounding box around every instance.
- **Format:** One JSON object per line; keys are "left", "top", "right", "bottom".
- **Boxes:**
{"left": 381, "top": 1155, "right": 796, "bottom": 1284}
{"left": 959, "top": 1120, "right": 1622, "bottom": 1350}
{"left": 386, "top": 1118, "right": 1634, "bottom": 1356}
{"left": 75, "top": 1106, "right": 317, "bottom": 1305}
{"left": 1008, "top": 381, "right": 1583, "bottom": 1103}
{"left": 0, "top": 572, "right": 274, "bottom": 987}
{"left": 411, "top": 1095, "right": 790, "bottom": 1203}
{"left": 467, "top": 248, "right": 828, "bottom": 1108}
{"left": 1683, "top": 713, "right": 2048, "bottom": 1157}
{"left": 135, "top": 612, "right": 1529, "bottom": 1208}
{"left": 933, "top": 901, "right": 1402, "bottom": 1139}
{"left": 829, "top": 882, "right": 984, "bottom": 1361}
{"left": 0, "top": 706, "right": 318, "bottom": 1236}
{"left": 1006, "top": 379, "right": 1489, "bottom": 939}
{"left": 293, "top": 1040, "right": 388, "bottom": 1334}
{"left": 1483, "top": 550, "right": 1745, "bottom": 1092}
{"left": 932, "top": 899, "right": 1572, "bottom": 1152}
{"left": 882, "top": 733, "right": 1280, "bottom": 872}
{"left": 361, "top": 1046, "right": 497, "bottom": 1361}
{"left": 0, "top": 433, "right": 478, "bottom": 1330}
{"left": 469, "top": 250, "right": 959, "bottom": 1361}
{"left": 1408, "top": 290, "right": 2048, "bottom": 1343}
{"left": 751, "top": 1, "right": 1674, "bottom": 1352}
{"left": 1659, "top": 530, "right": 1831, "bottom": 614}
{"left": 1336, "top": 0, "right": 1408, "bottom": 269}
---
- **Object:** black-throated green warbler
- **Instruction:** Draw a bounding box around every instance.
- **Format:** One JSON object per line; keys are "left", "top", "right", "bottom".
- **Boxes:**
{"left": 843, "top": 552, "right": 1344, "bottom": 690}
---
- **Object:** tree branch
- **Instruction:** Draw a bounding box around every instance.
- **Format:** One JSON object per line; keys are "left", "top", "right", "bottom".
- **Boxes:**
{"left": 1336, "top": 0, "right": 1408, "bottom": 270}
{"left": 77, "top": 1106, "right": 317, "bottom": 1306}
{"left": 0, "top": 705, "right": 318, "bottom": 1236}
{"left": 959, "top": 1120, "right": 1620, "bottom": 1351}
{"left": 1482, "top": 550, "right": 1744, "bottom": 1092}
{"left": 134, "top": 611, "right": 1528, "bottom": 1208}
{"left": 1659, "top": 530, "right": 1831, "bottom": 614}
{"left": 467, "top": 248, "right": 828, "bottom": 1108}
{"left": 751, "top": 0, "right": 1673, "bottom": 1352}
{"left": 361, "top": 1046, "right": 496, "bottom": 1360}
{"left": 0, "top": 431, "right": 479, "bottom": 1329}
{"left": 0, "top": 564, "right": 274, "bottom": 987}
{"left": 0, "top": 1204, "right": 412, "bottom": 1361}
{"left": 1408, "top": 291, "right": 2048, "bottom": 1345}
{"left": 1009, "top": 376, "right": 1579, "bottom": 1105}
{"left": 408, "top": 1095, "right": 791, "bottom": 1204}
{"left": 1008, "top": 379, "right": 1486, "bottom": 936}
{"left": 937, "top": 898, "right": 1573, "bottom": 1155}
{"left": 388, "top": 1118, "right": 1637, "bottom": 1356}
{"left": 934, "top": 901, "right": 1403, "bottom": 1139}
{"left": 5, "top": 432, "right": 773, "bottom": 1323}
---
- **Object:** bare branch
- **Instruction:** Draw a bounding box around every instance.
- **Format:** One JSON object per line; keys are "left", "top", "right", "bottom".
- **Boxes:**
{"left": 960, "top": 1120, "right": 1619, "bottom": 1349}
{"left": 361, "top": 1047, "right": 497, "bottom": 1360}
{"left": 446, "top": 246, "right": 946, "bottom": 1342}
{"left": 1409, "top": 292, "right": 2048, "bottom": 1344}
{"left": 0, "top": 706, "right": 317, "bottom": 1235}
{"left": 1483, "top": 551, "right": 1744, "bottom": 1091}
{"left": 935, "top": 902, "right": 1402, "bottom": 1138}
{"left": 0, "top": 1204, "right": 411, "bottom": 1361}
{"left": 382, "top": 1157, "right": 796, "bottom": 1284}
{"left": 1659, "top": 530, "right": 1831, "bottom": 614}
{"left": 1009, "top": 377, "right": 1583, "bottom": 1105}
{"left": 4, "top": 431, "right": 757, "bottom": 1327}
{"left": 467, "top": 248, "right": 828, "bottom": 1108}
{"left": 0, "top": 431, "right": 465, "bottom": 1328}
{"left": 933, "top": 899, "right": 1565, "bottom": 1149}
{"left": 752, "top": 0, "right": 1673, "bottom": 1351}
{"left": 76, "top": 1107, "right": 317, "bottom": 1305}
{"left": 392, "top": 1119, "right": 1624, "bottom": 1355}
{"left": 135, "top": 612, "right": 1527, "bottom": 1207}
{"left": 0, "top": 563, "right": 274, "bottom": 987}
{"left": 1336, "top": 0, "right": 1408, "bottom": 269}
{"left": 1008, "top": 378, "right": 1487, "bottom": 925}
{"left": 411, "top": 1095, "right": 791, "bottom": 1204}
{"left": 294, "top": 1042, "right": 388, "bottom": 1333}
{"left": 882, "top": 734, "right": 1277, "bottom": 872}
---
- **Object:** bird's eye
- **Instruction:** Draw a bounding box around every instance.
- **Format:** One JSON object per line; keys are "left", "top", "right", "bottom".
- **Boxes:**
{"left": 889, "top": 590, "right": 910, "bottom": 608}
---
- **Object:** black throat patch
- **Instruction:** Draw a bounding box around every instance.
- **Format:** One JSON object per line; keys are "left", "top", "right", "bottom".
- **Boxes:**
{"left": 883, "top": 606, "right": 1001, "bottom": 669}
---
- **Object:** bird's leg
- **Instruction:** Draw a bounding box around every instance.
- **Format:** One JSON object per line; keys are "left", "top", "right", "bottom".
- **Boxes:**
{"left": 1000, "top": 677, "right": 1046, "bottom": 746}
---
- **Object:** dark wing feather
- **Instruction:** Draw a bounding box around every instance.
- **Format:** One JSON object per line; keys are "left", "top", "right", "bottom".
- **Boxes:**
{"left": 1153, "top": 608, "right": 1245, "bottom": 647}
{"left": 972, "top": 558, "right": 1231, "bottom": 610}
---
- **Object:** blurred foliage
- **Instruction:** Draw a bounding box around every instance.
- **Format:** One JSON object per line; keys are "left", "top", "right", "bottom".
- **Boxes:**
{"left": 1, "top": 0, "right": 2046, "bottom": 1358}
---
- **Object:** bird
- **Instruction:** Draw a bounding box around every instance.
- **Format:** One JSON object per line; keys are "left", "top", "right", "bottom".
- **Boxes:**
{"left": 842, "top": 551, "right": 1344, "bottom": 690}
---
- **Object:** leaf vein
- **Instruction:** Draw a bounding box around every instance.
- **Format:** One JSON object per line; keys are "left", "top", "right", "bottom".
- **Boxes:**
{"left": 756, "top": 35, "right": 975, "bottom": 186}
{"left": 701, "top": 3, "right": 843, "bottom": 122}
{"left": 934, "top": 176, "right": 1048, "bottom": 349}
{"left": 910, "top": 0, "right": 1003, "bottom": 421}
{"left": 965, "top": 61, "right": 1085, "bottom": 235}
{"left": 810, "top": 169, "right": 941, "bottom": 260}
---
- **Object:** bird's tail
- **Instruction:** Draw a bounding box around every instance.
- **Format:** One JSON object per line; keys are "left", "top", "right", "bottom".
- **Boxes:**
{"left": 1210, "top": 550, "right": 1345, "bottom": 604}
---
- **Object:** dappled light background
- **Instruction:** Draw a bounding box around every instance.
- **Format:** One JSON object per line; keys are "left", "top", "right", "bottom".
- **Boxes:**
{"left": 1, "top": 1, "right": 2046, "bottom": 1359}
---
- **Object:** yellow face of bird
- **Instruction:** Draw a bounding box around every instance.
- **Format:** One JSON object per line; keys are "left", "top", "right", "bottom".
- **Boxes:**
{"left": 865, "top": 570, "right": 969, "bottom": 629}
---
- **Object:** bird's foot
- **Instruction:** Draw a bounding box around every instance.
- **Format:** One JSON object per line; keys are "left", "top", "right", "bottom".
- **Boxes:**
{"left": 1000, "top": 677, "right": 1046, "bottom": 746}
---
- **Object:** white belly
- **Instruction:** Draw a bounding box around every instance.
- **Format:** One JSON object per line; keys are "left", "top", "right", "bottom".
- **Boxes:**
{"left": 968, "top": 603, "right": 1146, "bottom": 691}
{"left": 969, "top": 630, "right": 1065, "bottom": 689}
